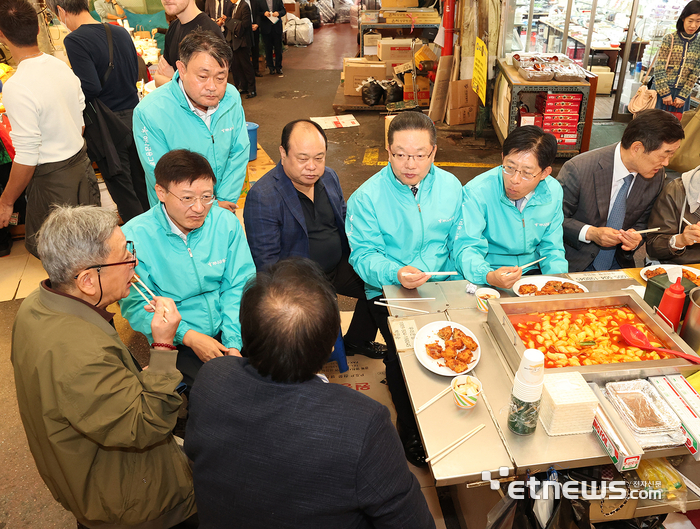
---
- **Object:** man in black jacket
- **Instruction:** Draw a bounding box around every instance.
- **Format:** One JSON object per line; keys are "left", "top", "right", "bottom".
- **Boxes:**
{"left": 255, "top": 0, "right": 285, "bottom": 74}
{"left": 224, "top": 0, "right": 256, "bottom": 96}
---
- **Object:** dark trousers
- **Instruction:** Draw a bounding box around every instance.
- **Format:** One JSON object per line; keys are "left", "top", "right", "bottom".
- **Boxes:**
{"left": 231, "top": 46, "right": 256, "bottom": 92}
{"left": 0, "top": 159, "right": 19, "bottom": 249}
{"left": 176, "top": 332, "right": 222, "bottom": 392}
{"left": 262, "top": 30, "right": 283, "bottom": 70}
{"left": 327, "top": 254, "right": 379, "bottom": 345}
{"left": 251, "top": 29, "right": 260, "bottom": 71}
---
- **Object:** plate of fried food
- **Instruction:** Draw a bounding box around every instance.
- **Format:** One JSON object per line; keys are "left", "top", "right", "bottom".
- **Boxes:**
{"left": 640, "top": 265, "right": 700, "bottom": 286}
{"left": 512, "top": 276, "right": 589, "bottom": 297}
{"left": 414, "top": 321, "right": 481, "bottom": 376}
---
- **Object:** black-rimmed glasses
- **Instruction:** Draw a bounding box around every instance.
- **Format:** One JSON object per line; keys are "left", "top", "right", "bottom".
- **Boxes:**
{"left": 74, "top": 241, "right": 137, "bottom": 279}
{"left": 389, "top": 145, "right": 436, "bottom": 163}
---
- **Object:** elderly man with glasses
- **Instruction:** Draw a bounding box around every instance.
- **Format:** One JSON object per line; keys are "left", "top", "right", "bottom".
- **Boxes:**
{"left": 454, "top": 126, "right": 568, "bottom": 290}
{"left": 119, "top": 149, "right": 255, "bottom": 393}
{"left": 11, "top": 205, "right": 197, "bottom": 528}
{"left": 346, "top": 111, "right": 464, "bottom": 467}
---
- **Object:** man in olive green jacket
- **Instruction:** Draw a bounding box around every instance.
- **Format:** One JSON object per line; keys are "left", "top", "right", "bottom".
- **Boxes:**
{"left": 11, "top": 206, "right": 196, "bottom": 529}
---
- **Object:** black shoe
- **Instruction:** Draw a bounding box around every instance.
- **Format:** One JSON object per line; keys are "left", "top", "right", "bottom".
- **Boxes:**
{"left": 254, "top": 71, "right": 263, "bottom": 77}
{"left": 276, "top": 68, "right": 283, "bottom": 75}
{"left": 268, "top": 67, "right": 275, "bottom": 75}
{"left": 0, "top": 238, "right": 11, "bottom": 257}
{"left": 397, "top": 422, "right": 427, "bottom": 467}
{"left": 344, "top": 340, "right": 387, "bottom": 359}
{"left": 238, "top": 89, "right": 248, "bottom": 95}
{"left": 246, "top": 91, "right": 257, "bottom": 98}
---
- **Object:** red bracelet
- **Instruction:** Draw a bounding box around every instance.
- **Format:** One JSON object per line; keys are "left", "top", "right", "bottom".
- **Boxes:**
{"left": 151, "top": 342, "right": 177, "bottom": 350}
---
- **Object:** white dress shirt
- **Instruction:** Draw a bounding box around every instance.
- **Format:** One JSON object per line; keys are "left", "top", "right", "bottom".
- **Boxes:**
{"left": 178, "top": 78, "right": 219, "bottom": 130}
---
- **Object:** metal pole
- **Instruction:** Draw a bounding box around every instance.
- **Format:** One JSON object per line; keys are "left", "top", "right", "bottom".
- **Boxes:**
{"left": 561, "top": 0, "right": 573, "bottom": 55}
{"left": 525, "top": 0, "right": 535, "bottom": 52}
{"left": 582, "top": 0, "right": 598, "bottom": 70}
{"left": 612, "top": 0, "right": 641, "bottom": 120}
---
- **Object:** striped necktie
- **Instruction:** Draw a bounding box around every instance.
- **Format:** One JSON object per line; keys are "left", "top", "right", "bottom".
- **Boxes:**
{"left": 410, "top": 185, "right": 418, "bottom": 197}
{"left": 592, "top": 173, "right": 634, "bottom": 271}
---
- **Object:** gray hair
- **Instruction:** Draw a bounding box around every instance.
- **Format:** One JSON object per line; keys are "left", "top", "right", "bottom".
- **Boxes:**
{"left": 37, "top": 206, "right": 118, "bottom": 288}
{"left": 45, "top": 0, "right": 88, "bottom": 15}
{"left": 179, "top": 28, "right": 232, "bottom": 69}
{"left": 387, "top": 111, "right": 437, "bottom": 147}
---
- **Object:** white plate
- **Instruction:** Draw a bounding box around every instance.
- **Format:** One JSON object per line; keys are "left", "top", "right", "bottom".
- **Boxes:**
{"left": 640, "top": 264, "right": 700, "bottom": 282}
{"left": 413, "top": 321, "right": 481, "bottom": 377}
{"left": 512, "top": 275, "right": 589, "bottom": 297}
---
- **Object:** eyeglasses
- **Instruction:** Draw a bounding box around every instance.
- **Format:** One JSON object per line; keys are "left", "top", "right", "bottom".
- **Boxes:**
{"left": 389, "top": 145, "right": 435, "bottom": 163}
{"left": 502, "top": 164, "right": 544, "bottom": 182}
{"left": 168, "top": 190, "right": 216, "bottom": 208}
{"left": 74, "top": 241, "right": 137, "bottom": 279}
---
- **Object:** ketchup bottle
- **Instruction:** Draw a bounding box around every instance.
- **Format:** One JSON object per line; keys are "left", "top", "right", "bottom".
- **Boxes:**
{"left": 658, "top": 277, "right": 686, "bottom": 332}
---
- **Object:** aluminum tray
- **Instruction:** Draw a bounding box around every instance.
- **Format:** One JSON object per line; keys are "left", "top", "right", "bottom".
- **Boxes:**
{"left": 486, "top": 290, "right": 699, "bottom": 385}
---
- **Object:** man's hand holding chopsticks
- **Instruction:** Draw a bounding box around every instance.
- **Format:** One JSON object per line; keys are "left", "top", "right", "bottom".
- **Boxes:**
{"left": 486, "top": 266, "right": 521, "bottom": 289}
{"left": 398, "top": 266, "right": 429, "bottom": 289}
{"left": 149, "top": 297, "right": 181, "bottom": 346}
{"left": 183, "top": 330, "right": 228, "bottom": 362}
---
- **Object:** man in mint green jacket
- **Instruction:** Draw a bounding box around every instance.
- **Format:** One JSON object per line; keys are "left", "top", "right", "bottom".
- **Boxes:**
{"left": 455, "top": 126, "right": 567, "bottom": 290}
{"left": 346, "top": 112, "right": 464, "bottom": 467}
{"left": 120, "top": 150, "right": 255, "bottom": 390}
{"left": 133, "top": 30, "right": 249, "bottom": 212}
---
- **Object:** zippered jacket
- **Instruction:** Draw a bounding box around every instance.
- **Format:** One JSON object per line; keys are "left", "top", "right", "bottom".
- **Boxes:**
{"left": 120, "top": 204, "right": 256, "bottom": 349}
{"left": 455, "top": 166, "right": 568, "bottom": 285}
{"left": 346, "top": 164, "right": 464, "bottom": 300}
{"left": 132, "top": 72, "right": 250, "bottom": 206}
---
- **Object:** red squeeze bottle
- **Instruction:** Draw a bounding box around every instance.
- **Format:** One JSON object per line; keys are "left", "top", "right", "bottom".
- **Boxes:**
{"left": 658, "top": 277, "right": 686, "bottom": 332}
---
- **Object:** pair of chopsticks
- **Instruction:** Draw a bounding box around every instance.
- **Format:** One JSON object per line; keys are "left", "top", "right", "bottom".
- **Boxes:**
{"left": 402, "top": 271, "right": 458, "bottom": 278}
{"left": 503, "top": 256, "right": 547, "bottom": 277}
{"left": 416, "top": 385, "right": 452, "bottom": 413}
{"left": 374, "top": 301, "right": 429, "bottom": 314}
{"left": 683, "top": 218, "right": 696, "bottom": 228}
{"left": 130, "top": 274, "right": 169, "bottom": 323}
{"left": 426, "top": 424, "right": 485, "bottom": 464}
{"left": 634, "top": 227, "right": 661, "bottom": 234}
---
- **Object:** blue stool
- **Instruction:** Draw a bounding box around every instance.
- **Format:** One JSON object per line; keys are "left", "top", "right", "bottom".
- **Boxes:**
{"left": 328, "top": 330, "right": 349, "bottom": 373}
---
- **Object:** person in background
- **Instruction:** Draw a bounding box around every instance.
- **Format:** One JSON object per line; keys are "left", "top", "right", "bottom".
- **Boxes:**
{"left": 93, "top": 0, "right": 125, "bottom": 22}
{"left": 12, "top": 205, "right": 196, "bottom": 528}
{"left": 244, "top": 119, "right": 387, "bottom": 360}
{"left": 646, "top": 164, "right": 700, "bottom": 264}
{"left": 0, "top": 0, "right": 100, "bottom": 257}
{"left": 557, "top": 109, "right": 684, "bottom": 272}
{"left": 120, "top": 150, "right": 255, "bottom": 392}
{"left": 154, "top": 0, "right": 224, "bottom": 86}
{"left": 185, "top": 258, "right": 435, "bottom": 529}
{"left": 456, "top": 126, "right": 567, "bottom": 289}
{"left": 256, "top": 0, "right": 284, "bottom": 74}
{"left": 133, "top": 29, "right": 249, "bottom": 211}
{"left": 653, "top": 0, "right": 700, "bottom": 113}
{"left": 0, "top": 134, "right": 20, "bottom": 257}
{"left": 346, "top": 111, "right": 464, "bottom": 467}
{"left": 48, "top": 0, "right": 149, "bottom": 222}
{"left": 224, "top": 0, "right": 256, "bottom": 97}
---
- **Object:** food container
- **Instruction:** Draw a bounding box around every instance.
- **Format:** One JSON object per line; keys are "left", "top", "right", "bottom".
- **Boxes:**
{"left": 487, "top": 290, "right": 697, "bottom": 382}
{"left": 475, "top": 287, "right": 500, "bottom": 313}
{"left": 518, "top": 67, "right": 554, "bottom": 82}
{"left": 451, "top": 375, "right": 482, "bottom": 409}
{"left": 680, "top": 287, "right": 700, "bottom": 354}
{"left": 539, "top": 372, "right": 598, "bottom": 436}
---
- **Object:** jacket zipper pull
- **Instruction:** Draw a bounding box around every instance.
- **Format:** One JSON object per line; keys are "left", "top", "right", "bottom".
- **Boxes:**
{"left": 417, "top": 203, "right": 421, "bottom": 213}
{"left": 188, "top": 247, "right": 193, "bottom": 257}
{"left": 522, "top": 218, "right": 525, "bottom": 228}
{"left": 211, "top": 134, "right": 214, "bottom": 144}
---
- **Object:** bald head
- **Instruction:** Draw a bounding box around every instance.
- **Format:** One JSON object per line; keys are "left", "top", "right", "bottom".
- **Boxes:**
{"left": 279, "top": 120, "right": 329, "bottom": 192}
{"left": 280, "top": 119, "right": 327, "bottom": 154}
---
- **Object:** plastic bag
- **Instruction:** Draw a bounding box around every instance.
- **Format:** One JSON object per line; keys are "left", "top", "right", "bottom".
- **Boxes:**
{"left": 484, "top": 495, "right": 538, "bottom": 529}
{"left": 383, "top": 80, "right": 403, "bottom": 103}
{"left": 593, "top": 514, "right": 667, "bottom": 528}
{"left": 360, "top": 78, "right": 385, "bottom": 106}
{"left": 635, "top": 458, "right": 687, "bottom": 512}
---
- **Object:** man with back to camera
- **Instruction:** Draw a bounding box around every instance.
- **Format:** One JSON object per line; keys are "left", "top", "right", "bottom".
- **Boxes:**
{"left": 119, "top": 149, "right": 255, "bottom": 392}
{"left": 0, "top": 0, "right": 101, "bottom": 258}
{"left": 155, "top": 0, "right": 224, "bottom": 86}
{"left": 184, "top": 258, "right": 435, "bottom": 529}
{"left": 557, "top": 108, "right": 685, "bottom": 272}
{"left": 11, "top": 205, "right": 197, "bottom": 528}
{"left": 133, "top": 29, "right": 250, "bottom": 212}
{"left": 47, "top": 0, "right": 149, "bottom": 222}
{"left": 243, "top": 119, "right": 387, "bottom": 360}
{"left": 346, "top": 111, "right": 465, "bottom": 467}
{"left": 455, "top": 126, "right": 568, "bottom": 289}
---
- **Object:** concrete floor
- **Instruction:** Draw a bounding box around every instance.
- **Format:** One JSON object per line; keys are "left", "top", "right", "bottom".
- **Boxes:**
{"left": 0, "top": 21, "right": 628, "bottom": 529}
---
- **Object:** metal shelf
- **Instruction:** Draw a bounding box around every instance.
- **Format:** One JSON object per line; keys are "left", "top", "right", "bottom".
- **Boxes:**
{"left": 358, "top": 22, "right": 440, "bottom": 55}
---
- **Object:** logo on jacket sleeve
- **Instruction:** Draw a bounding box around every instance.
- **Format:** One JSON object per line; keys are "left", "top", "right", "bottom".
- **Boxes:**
{"left": 208, "top": 258, "right": 227, "bottom": 267}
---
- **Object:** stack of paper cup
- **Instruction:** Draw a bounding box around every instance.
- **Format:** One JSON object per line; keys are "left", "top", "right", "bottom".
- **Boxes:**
{"left": 516, "top": 348, "right": 545, "bottom": 385}
{"left": 508, "top": 349, "right": 545, "bottom": 435}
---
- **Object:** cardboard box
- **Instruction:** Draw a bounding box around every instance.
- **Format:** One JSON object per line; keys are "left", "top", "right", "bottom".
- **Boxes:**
{"left": 543, "top": 113, "right": 579, "bottom": 123}
{"left": 446, "top": 106, "right": 477, "bottom": 125}
{"left": 650, "top": 376, "right": 700, "bottom": 461}
{"left": 596, "top": 72, "right": 615, "bottom": 94}
{"left": 590, "top": 65, "right": 611, "bottom": 73}
{"left": 542, "top": 121, "right": 579, "bottom": 130}
{"left": 283, "top": 1, "right": 300, "bottom": 17}
{"left": 381, "top": 0, "right": 418, "bottom": 7}
{"left": 404, "top": 75, "right": 430, "bottom": 106}
{"left": 536, "top": 97, "right": 581, "bottom": 112}
{"left": 547, "top": 130, "right": 578, "bottom": 139}
{"left": 538, "top": 91, "right": 583, "bottom": 102}
{"left": 363, "top": 32, "right": 381, "bottom": 48}
{"left": 518, "top": 111, "right": 543, "bottom": 128}
{"left": 343, "top": 59, "right": 387, "bottom": 96}
{"left": 378, "top": 38, "right": 414, "bottom": 62}
{"left": 448, "top": 79, "right": 478, "bottom": 110}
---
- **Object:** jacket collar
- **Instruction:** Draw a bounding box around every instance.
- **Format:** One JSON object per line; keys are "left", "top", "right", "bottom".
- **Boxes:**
{"left": 273, "top": 161, "right": 308, "bottom": 235}
{"left": 152, "top": 201, "right": 209, "bottom": 244}
{"left": 38, "top": 281, "right": 118, "bottom": 336}
{"left": 169, "top": 71, "right": 234, "bottom": 116}
{"left": 384, "top": 163, "right": 436, "bottom": 196}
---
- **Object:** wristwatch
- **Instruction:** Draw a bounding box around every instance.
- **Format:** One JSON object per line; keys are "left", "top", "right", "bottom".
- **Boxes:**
{"left": 670, "top": 235, "right": 686, "bottom": 251}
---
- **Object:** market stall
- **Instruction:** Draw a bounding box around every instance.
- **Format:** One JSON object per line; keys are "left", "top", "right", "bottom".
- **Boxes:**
{"left": 383, "top": 269, "right": 700, "bottom": 528}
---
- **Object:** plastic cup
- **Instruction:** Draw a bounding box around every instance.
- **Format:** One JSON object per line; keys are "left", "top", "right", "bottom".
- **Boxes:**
{"left": 451, "top": 375, "right": 482, "bottom": 409}
{"left": 246, "top": 122, "right": 259, "bottom": 161}
{"left": 517, "top": 349, "right": 545, "bottom": 385}
{"left": 512, "top": 371, "right": 544, "bottom": 403}
{"left": 475, "top": 288, "right": 500, "bottom": 313}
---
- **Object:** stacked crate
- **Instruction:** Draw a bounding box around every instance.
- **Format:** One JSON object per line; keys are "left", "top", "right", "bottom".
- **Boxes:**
{"left": 535, "top": 92, "right": 582, "bottom": 148}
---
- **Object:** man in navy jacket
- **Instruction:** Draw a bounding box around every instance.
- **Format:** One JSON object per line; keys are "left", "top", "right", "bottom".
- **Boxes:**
{"left": 243, "top": 119, "right": 386, "bottom": 359}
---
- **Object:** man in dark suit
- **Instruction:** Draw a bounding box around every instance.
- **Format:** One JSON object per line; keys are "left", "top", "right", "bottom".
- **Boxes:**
{"left": 224, "top": 0, "right": 256, "bottom": 97}
{"left": 184, "top": 258, "right": 435, "bottom": 529}
{"left": 557, "top": 109, "right": 685, "bottom": 272}
{"left": 243, "top": 120, "right": 386, "bottom": 360}
{"left": 256, "top": 0, "right": 285, "bottom": 74}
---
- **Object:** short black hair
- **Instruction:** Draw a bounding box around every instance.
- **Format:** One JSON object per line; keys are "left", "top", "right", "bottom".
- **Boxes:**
{"left": 503, "top": 126, "right": 558, "bottom": 170}
{"left": 388, "top": 111, "right": 436, "bottom": 147}
{"left": 240, "top": 258, "right": 341, "bottom": 383}
{"left": 45, "top": 0, "right": 88, "bottom": 16}
{"left": 154, "top": 149, "right": 217, "bottom": 189}
{"left": 677, "top": 1, "right": 700, "bottom": 33}
{"left": 179, "top": 28, "right": 232, "bottom": 69}
{"left": 280, "top": 120, "right": 328, "bottom": 154}
{"left": 0, "top": 0, "right": 39, "bottom": 48}
{"left": 621, "top": 109, "right": 685, "bottom": 152}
